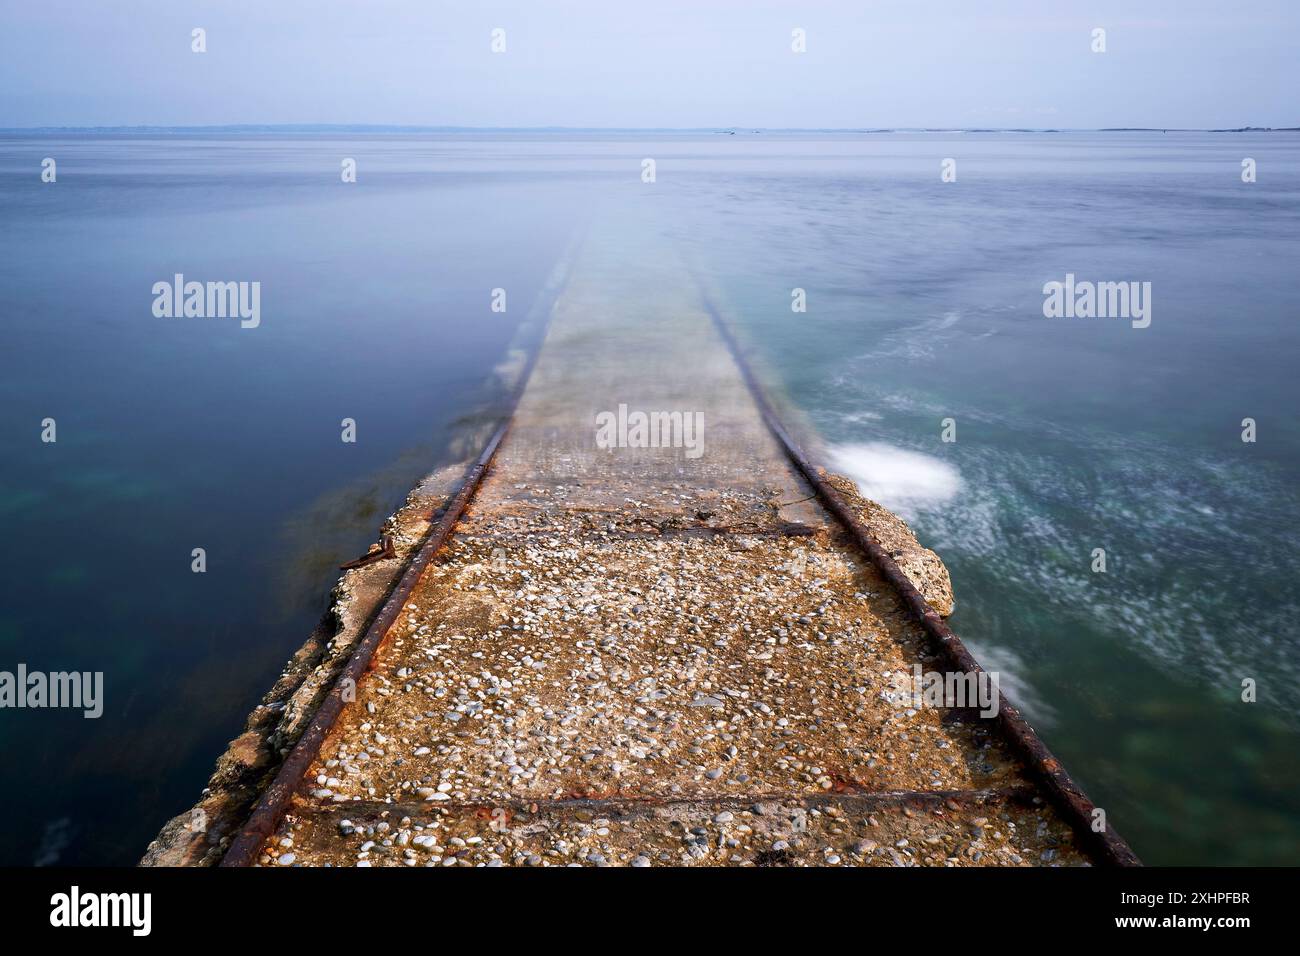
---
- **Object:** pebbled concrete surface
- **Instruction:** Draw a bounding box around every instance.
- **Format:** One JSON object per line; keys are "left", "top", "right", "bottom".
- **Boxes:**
{"left": 248, "top": 227, "right": 1089, "bottom": 867}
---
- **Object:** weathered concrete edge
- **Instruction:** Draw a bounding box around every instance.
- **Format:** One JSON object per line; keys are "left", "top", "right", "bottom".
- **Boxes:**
{"left": 140, "top": 463, "right": 470, "bottom": 866}
{"left": 821, "top": 472, "right": 954, "bottom": 616}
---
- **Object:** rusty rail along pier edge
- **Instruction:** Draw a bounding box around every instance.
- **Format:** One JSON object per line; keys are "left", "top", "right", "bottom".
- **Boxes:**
{"left": 147, "top": 230, "right": 1139, "bottom": 869}
{"left": 216, "top": 314, "right": 552, "bottom": 867}
{"left": 701, "top": 292, "right": 1139, "bottom": 868}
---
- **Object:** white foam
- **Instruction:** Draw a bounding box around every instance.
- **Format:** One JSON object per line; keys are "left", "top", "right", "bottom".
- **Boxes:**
{"left": 827, "top": 442, "right": 962, "bottom": 518}
{"left": 963, "top": 642, "right": 1057, "bottom": 729}
{"left": 841, "top": 410, "right": 883, "bottom": 424}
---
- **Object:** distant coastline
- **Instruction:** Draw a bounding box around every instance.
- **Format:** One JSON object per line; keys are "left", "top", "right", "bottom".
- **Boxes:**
{"left": 2, "top": 124, "right": 1298, "bottom": 135}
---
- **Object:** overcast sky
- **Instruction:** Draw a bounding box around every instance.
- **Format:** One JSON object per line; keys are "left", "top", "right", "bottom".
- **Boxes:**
{"left": 2, "top": 0, "right": 1296, "bottom": 129}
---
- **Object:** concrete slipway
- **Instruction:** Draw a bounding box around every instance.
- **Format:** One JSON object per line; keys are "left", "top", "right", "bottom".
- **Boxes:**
{"left": 144, "top": 223, "right": 1136, "bottom": 868}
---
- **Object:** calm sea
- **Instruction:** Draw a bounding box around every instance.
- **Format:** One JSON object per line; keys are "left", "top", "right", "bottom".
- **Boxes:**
{"left": 1, "top": 131, "right": 1297, "bottom": 865}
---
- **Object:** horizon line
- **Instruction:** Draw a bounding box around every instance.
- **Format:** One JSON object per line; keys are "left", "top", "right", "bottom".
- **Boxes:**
{"left": 3, "top": 123, "right": 1298, "bottom": 135}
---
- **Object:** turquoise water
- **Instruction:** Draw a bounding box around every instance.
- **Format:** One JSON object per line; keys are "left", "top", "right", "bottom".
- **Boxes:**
{"left": 1, "top": 132, "right": 1297, "bottom": 864}
{"left": 656, "top": 132, "right": 1300, "bottom": 865}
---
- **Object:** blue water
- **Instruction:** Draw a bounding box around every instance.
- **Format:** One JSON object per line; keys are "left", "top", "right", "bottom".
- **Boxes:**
{"left": 657, "top": 131, "right": 1300, "bottom": 865}
{"left": 1, "top": 131, "right": 1297, "bottom": 865}
{"left": 0, "top": 133, "right": 587, "bottom": 864}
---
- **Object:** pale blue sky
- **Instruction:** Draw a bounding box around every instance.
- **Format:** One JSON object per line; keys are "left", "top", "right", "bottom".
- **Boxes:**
{"left": 2, "top": 0, "right": 1296, "bottom": 128}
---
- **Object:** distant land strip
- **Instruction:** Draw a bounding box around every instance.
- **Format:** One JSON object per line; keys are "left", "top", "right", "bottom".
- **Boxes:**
{"left": 2, "top": 124, "right": 1298, "bottom": 134}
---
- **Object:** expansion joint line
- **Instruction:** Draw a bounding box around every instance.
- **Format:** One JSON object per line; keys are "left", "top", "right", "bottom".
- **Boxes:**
{"left": 286, "top": 784, "right": 1041, "bottom": 823}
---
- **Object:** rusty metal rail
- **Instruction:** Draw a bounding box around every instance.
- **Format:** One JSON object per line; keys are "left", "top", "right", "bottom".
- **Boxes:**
{"left": 700, "top": 293, "right": 1141, "bottom": 867}
{"left": 220, "top": 420, "right": 511, "bottom": 866}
